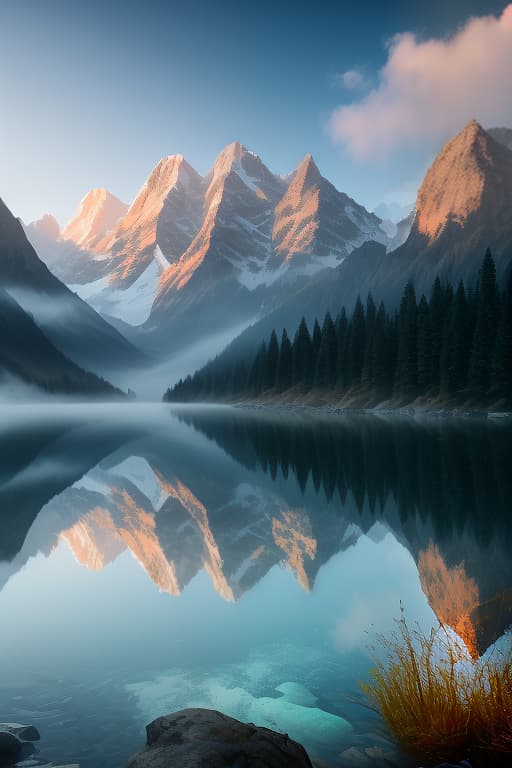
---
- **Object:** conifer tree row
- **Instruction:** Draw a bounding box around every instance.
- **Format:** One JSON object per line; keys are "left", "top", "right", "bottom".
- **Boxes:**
{"left": 164, "top": 251, "right": 512, "bottom": 406}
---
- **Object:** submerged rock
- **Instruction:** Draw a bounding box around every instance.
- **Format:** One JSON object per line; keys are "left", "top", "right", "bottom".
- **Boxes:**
{"left": 126, "top": 707, "right": 314, "bottom": 767}
{"left": 274, "top": 682, "right": 318, "bottom": 707}
{"left": 0, "top": 723, "right": 40, "bottom": 765}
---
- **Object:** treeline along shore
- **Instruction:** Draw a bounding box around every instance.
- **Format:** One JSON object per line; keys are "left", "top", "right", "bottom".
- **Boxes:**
{"left": 164, "top": 251, "right": 512, "bottom": 411}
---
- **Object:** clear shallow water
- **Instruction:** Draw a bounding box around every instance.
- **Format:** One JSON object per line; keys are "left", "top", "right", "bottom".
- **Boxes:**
{"left": 0, "top": 403, "right": 511, "bottom": 767}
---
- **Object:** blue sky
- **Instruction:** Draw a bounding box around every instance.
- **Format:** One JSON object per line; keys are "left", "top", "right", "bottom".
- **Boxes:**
{"left": 0, "top": 0, "right": 508, "bottom": 224}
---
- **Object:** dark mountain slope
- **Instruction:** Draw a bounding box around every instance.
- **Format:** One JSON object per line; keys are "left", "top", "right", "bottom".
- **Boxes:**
{"left": 0, "top": 287, "right": 121, "bottom": 397}
{"left": 0, "top": 198, "right": 146, "bottom": 376}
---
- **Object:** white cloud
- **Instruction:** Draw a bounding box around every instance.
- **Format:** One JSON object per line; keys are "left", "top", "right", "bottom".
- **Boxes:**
{"left": 328, "top": 5, "right": 512, "bottom": 160}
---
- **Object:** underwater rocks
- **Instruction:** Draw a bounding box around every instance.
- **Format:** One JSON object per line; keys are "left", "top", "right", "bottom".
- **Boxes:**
{"left": 0, "top": 723, "right": 39, "bottom": 765}
{"left": 126, "top": 707, "right": 315, "bottom": 767}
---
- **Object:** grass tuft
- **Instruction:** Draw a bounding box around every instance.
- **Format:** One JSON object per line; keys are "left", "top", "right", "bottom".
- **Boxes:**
{"left": 361, "top": 606, "right": 512, "bottom": 766}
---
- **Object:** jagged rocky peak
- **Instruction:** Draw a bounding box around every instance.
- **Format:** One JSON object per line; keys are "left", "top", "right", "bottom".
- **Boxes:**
{"left": 206, "top": 140, "right": 284, "bottom": 204}
{"left": 213, "top": 140, "right": 246, "bottom": 169}
{"left": 27, "top": 212, "right": 60, "bottom": 241}
{"left": 155, "top": 142, "right": 286, "bottom": 305}
{"left": 414, "top": 119, "right": 512, "bottom": 242}
{"left": 105, "top": 153, "right": 202, "bottom": 248}
{"left": 108, "top": 153, "right": 203, "bottom": 245}
{"left": 62, "top": 187, "right": 128, "bottom": 250}
{"left": 209, "top": 140, "right": 258, "bottom": 177}
{"left": 96, "top": 154, "right": 204, "bottom": 289}
{"left": 272, "top": 152, "right": 387, "bottom": 273}
{"left": 378, "top": 119, "right": 512, "bottom": 298}
{"left": 139, "top": 153, "right": 201, "bottom": 199}
{"left": 289, "top": 153, "right": 323, "bottom": 194}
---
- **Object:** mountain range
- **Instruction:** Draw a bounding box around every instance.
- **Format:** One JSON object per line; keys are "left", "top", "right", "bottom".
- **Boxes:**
{"left": 9, "top": 118, "right": 512, "bottom": 395}
{"left": 171, "top": 120, "right": 512, "bottom": 371}
{"left": 25, "top": 140, "right": 392, "bottom": 361}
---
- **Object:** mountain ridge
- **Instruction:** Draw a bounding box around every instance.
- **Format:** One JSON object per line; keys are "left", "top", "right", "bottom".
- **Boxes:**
{"left": 371, "top": 120, "right": 512, "bottom": 300}
{"left": 0, "top": 286, "right": 121, "bottom": 398}
{"left": 200, "top": 120, "right": 512, "bottom": 377}
{"left": 62, "top": 188, "right": 128, "bottom": 251}
{"left": 20, "top": 120, "right": 512, "bottom": 386}
{"left": 29, "top": 143, "right": 388, "bottom": 349}
{"left": 0, "top": 197, "right": 145, "bottom": 378}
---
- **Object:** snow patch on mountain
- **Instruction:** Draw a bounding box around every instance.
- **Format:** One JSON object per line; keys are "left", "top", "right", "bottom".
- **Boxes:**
{"left": 109, "top": 456, "right": 170, "bottom": 512}
{"left": 235, "top": 260, "right": 288, "bottom": 290}
{"left": 234, "top": 165, "right": 264, "bottom": 195}
{"left": 154, "top": 244, "right": 171, "bottom": 270}
{"left": 70, "top": 258, "right": 161, "bottom": 325}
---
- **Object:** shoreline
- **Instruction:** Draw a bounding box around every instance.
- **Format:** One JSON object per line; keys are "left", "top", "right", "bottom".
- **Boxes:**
{"left": 223, "top": 397, "right": 512, "bottom": 421}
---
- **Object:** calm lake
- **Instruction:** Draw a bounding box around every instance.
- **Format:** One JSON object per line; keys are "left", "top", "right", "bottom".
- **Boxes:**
{"left": 1, "top": 403, "right": 511, "bottom": 767}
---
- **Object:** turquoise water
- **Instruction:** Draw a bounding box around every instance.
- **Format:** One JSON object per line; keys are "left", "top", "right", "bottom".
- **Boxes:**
{"left": 0, "top": 404, "right": 511, "bottom": 767}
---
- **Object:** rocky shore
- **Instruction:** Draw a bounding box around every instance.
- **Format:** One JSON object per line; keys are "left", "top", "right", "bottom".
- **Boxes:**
{"left": 125, "top": 709, "right": 472, "bottom": 768}
{"left": 2, "top": 711, "right": 475, "bottom": 767}
{"left": 0, "top": 722, "right": 77, "bottom": 767}
{"left": 232, "top": 399, "right": 512, "bottom": 421}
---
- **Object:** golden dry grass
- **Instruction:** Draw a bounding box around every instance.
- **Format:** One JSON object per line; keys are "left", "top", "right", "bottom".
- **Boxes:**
{"left": 361, "top": 609, "right": 512, "bottom": 766}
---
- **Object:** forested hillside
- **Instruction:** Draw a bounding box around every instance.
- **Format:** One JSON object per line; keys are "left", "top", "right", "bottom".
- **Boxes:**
{"left": 164, "top": 251, "right": 512, "bottom": 409}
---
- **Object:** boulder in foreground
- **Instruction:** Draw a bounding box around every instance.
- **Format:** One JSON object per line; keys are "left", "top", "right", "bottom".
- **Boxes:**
{"left": 126, "top": 707, "right": 314, "bottom": 768}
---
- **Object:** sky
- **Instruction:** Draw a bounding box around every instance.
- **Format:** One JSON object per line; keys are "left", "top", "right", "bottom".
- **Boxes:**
{"left": 0, "top": 0, "right": 510, "bottom": 225}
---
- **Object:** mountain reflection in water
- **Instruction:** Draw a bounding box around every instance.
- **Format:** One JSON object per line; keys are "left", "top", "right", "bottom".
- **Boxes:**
{"left": 0, "top": 404, "right": 511, "bottom": 767}
{"left": 176, "top": 407, "right": 512, "bottom": 658}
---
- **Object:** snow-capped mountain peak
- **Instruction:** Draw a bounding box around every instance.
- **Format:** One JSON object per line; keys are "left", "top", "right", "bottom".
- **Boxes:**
{"left": 272, "top": 153, "right": 387, "bottom": 276}
{"left": 26, "top": 212, "right": 61, "bottom": 241}
{"left": 206, "top": 141, "right": 284, "bottom": 204}
{"left": 36, "top": 142, "right": 394, "bottom": 341}
{"left": 95, "top": 154, "right": 204, "bottom": 287}
{"left": 62, "top": 188, "right": 128, "bottom": 251}
{"left": 155, "top": 142, "right": 286, "bottom": 303}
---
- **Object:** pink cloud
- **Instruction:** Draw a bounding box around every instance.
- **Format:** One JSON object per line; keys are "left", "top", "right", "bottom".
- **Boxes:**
{"left": 328, "top": 5, "right": 512, "bottom": 160}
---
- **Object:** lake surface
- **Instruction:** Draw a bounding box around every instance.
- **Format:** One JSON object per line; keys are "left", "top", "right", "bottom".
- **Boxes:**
{"left": 1, "top": 403, "right": 511, "bottom": 767}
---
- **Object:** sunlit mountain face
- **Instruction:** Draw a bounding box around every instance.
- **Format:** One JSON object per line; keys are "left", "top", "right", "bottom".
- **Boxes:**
{"left": 0, "top": 404, "right": 510, "bottom": 767}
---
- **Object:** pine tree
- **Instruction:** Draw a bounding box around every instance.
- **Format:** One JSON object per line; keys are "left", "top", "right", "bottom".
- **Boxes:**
{"left": 491, "top": 269, "right": 512, "bottom": 400}
{"left": 429, "top": 277, "right": 445, "bottom": 394}
{"left": 292, "top": 317, "right": 313, "bottom": 390}
{"left": 264, "top": 330, "right": 279, "bottom": 391}
{"left": 315, "top": 312, "right": 337, "bottom": 388}
{"left": 469, "top": 249, "right": 500, "bottom": 395}
{"left": 249, "top": 342, "right": 267, "bottom": 396}
{"left": 348, "top": 297, "right": 365, "bottom": 386}
{"left": 362, "top": 293, "right": 377, "bottom": 388}
{"left": 229, "top": 359, "right": 249, "bottom": 397}
{"left": 335, "top": 308, "right": 348, "bottom": 388}
{"left": 416, "top": 295, "right": 432, "bottom": 392}
{"left": 276, "top": 328, "right": 292, "bottom": 392}
{"left": 440, "top": 281, "right": 469, "bottom": 396}
{"left": 312, "top": 319, "right": 322, "bottom": 364}
{"left": 372, "top": 301, "right": 390, "bottom": 398}
{"left": 395, "top": 282, "right": 417, "bottom": 399}
{"left": 327, "top": 312, "right": 338, "bottom": 387}
{"left": 164, "top": 252, "right": 510, "bottom": 406}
